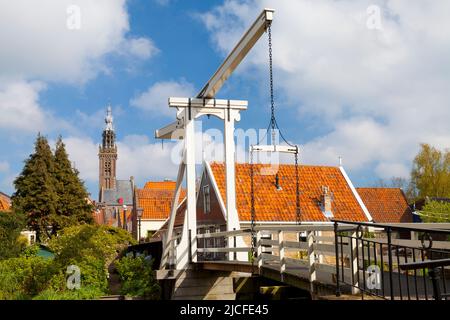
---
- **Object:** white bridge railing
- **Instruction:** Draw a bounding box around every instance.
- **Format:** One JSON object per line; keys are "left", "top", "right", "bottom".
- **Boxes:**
{"left": 161, "top": 222, "right": 450, "bottom": 298}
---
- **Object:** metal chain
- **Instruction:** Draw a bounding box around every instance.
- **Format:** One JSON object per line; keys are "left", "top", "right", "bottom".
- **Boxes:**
{"left": 250, "top": 148, "right": 256, "bottom": 271}
{"left": 267, "top": 24, "right": 276, "bottom": 146}
{"left": 295, "top": 148, "right": 301, "bottom": 225}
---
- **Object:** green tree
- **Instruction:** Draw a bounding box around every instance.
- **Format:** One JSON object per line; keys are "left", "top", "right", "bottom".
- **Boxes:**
{"left": 12, "top": 134, "right": 58, "bottom": 241}
{"left": 408, "top": 144, "right": 450, "bottom": 201}
{"left": 53, "top": 136, "right": 93, "bottom": 232}
{"left": 48, "top": 224, "right": 136, "bottom": 293}
{"left": 115, "top": 255, "right": 161, "bottom": 299}
{"left": 418, "top": 200, "right": 450, "bottom": 223}
{"left": 0, "top": 211, "right": 26, "bottom": 260}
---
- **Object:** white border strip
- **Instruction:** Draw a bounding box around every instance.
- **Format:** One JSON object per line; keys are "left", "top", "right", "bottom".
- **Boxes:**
{"left": 339, "top": 166, "right": 373, "bottom": 222}
{"left": 205, "top": 161, "right": 228, "bottom": 221}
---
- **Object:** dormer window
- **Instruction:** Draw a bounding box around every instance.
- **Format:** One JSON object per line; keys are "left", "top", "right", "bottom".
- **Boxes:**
{"left": 203, "top": 185, "right": 211, "bottom": 213}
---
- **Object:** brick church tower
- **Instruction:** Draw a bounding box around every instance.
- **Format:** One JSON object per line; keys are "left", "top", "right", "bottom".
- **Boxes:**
{"left": 98, "top": 105, "right": 117, "bottom": 192}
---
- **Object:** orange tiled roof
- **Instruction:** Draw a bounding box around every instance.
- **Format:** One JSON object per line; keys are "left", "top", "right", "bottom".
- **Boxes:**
{"left": 356, "top": 188, "right": 413, "bottom": 223}
{"left": 137, "top": 184, "right": 186, "bottom": 220}
{"left": 144, "top": 181, "right": 177, "bottom": 190}
{"left": 209, "top": 162, "right": 369, "bottom": 222}
{"left": 0, "top": 194, "right": 11, "bottom": 211}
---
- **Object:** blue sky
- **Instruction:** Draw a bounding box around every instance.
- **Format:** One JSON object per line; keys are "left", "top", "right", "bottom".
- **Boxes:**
{"left": 1, "top": 0, "right": 449, "bottom": 199}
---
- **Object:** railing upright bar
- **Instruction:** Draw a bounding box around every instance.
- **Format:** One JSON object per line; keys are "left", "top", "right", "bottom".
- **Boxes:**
{"left": 233, "top": 228, "right": 237, "bottom": 261}
{"left": 307, "top": 230, "right": 316, "bottom": 294}
{"left": 441, "top": 265, "right": 447, "bottom": 300}
{"left": 387, "top": 227, "right": 395, "bottom": 300}
{"left": 340, "top": 234, "right": 345, "bottom": 282}
{"left": 379, "top": 243, "right": 385, "bottom": 298}
{"left": 361, "top": 239, "right": 366, "bottom": 293}
{"left": 257, "top": 230, "right": 263, "bottom": 272}
{"left": 404, "top": 247, "right": 411, "bottom": 300}
{"left": 372, "top": 240, "right": 378, "bottom": 296}
{"left": 421, "top": 250, "right": 428, "bottom": 300}
{"left": 334, "top": 221, "right": 341, "bottom": 297}
{"left": 396, "top": 246, "right": 403, "bottom": 300}
{"left": 412, "top": 248, "right": 419, "bottom": 300}
{"left": 279, "top": 230, "right": 286, "bottom": 282}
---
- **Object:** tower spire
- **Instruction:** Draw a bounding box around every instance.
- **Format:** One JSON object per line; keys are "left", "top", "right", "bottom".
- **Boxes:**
{"left": 99, "top": 104, "right": 118, "bottom": 195}
{"left": 105, "top": 104, "right": 114, "bottom": 131}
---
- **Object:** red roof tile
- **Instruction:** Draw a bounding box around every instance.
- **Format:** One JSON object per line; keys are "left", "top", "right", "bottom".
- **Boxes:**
{"left": 143, "top": 181, "right": 177, "bottom": 190}
{"left": 137, "top": 184, "right": 185, "bottom": 220}
{"left": 356, "top": 188, "right": 413, "bottom": 223}
{"left": 0, "top": 194, "right": 11, "bottom": 211}
{"left": 210, "top": 162, "right": 369, "bottom": 222}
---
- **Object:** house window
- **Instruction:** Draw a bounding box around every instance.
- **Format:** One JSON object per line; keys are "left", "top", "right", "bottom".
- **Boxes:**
{"left": 203, "top": 185, "right": 211, "bottom": 213}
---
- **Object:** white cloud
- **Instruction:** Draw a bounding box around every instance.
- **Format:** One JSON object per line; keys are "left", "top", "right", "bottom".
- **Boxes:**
{"left": 64, "top": 135, "right": 179, "bottom": 190}
{"left": 0, "top": 81, "right": 47, "bottom": 132}
{"left": 200, "top": 0, "right": 450, "bottom": 180}
{"left": 130, "top": 80, "right": 196, "bottom": 117}
{"left": 0, "top": 0, "right": 158, "bottom": 84}
{"left": 64, "top": 136, "right": 99, "bottom": 182}
{"left": 125, "top": 37, "right": 159, "bottom": 59}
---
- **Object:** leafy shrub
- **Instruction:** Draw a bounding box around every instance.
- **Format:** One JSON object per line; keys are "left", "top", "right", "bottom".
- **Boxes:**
{"left": 48, "top": 224, "right": 136, "bottom": 266}
{"left": 0, "top": 256, "right": 56, "bottom": 299}
{"left": 33, "top": 286, "right": 104, "bottom": 300}
{"left": 115, "top": 255, "right": 160, "bottom": 299}
{"left": 0, "top": 211, "right": 26, "bottom": 260}
{"left": 0, "top": 224, "right": 136, "bottom": 300}
{"left": 21, "top": 244, "right": 40, "bottom": 258}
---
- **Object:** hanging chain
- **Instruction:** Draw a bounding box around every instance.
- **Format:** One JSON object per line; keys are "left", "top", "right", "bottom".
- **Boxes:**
{"left": 250, "top": 148, "right": 256, "bottom": 272}
{"left": 267, "top": 23, "right": 276, "bottom": 146}
{"left": 295, "top": 148, "right": 301, "bottom": 225}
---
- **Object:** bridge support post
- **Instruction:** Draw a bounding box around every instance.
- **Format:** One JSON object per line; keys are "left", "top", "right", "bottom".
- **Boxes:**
{"left": 351, "top": 231, "right": 360, "bottom": 294}
{"left": 185, "top": 111, "right": 197, "bottom": 264}
{"left": 278, "top": 231, "right": 285, "bottom": 281}
{"left": 257, "top": 231, "right": 263, "bottom": 271}
{"left": 307, "top": 231, "right": 316, "bottom": 294}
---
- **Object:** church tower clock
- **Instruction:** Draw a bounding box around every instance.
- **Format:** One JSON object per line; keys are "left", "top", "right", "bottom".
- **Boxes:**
{"left": 98, "top": 105, "right": 117, "bottom": 192}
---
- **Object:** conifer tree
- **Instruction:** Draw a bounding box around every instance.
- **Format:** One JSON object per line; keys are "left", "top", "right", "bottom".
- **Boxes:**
{"left": 12, "top": 134, "right": 58, "bottom": 241}
{"left": 53, "top": 136, "right": 93, "bottom": 230}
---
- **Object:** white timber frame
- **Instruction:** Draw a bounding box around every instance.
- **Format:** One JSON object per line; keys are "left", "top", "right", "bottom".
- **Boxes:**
{"left": 158, "top": 8, "right": 275, "bottom": 269}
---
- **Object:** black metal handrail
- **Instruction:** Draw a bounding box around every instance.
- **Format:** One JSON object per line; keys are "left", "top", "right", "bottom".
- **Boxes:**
{"left": 333, "top": 220, "right": 450, "bottom": 301}
{"left": 400, "top": 259, "right": 450, "bottom": 300}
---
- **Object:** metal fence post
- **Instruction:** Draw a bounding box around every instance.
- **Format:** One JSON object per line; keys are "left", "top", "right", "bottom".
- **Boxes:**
{"left": 257, "top": 230, "right": 263, "bottom": 273}
{"left": 387, "top": 227, "right": 394, "bottom": 300}
{"left": 334, "top": 221, "right": 341, "bottom": 297}
{"left": 429, "top": 267, "right": 442, "bottom": 300}
{"left": 233, "top": 228, "right": 237, "bottom": 260}
{"left": 307, "top": 230, "right": 316, "bottom": 294}
{"left": 279, "top": 230, "right": 285, "bottom": 281}
{"left": 351, "top": 231, "right": 360, "bottom": 295}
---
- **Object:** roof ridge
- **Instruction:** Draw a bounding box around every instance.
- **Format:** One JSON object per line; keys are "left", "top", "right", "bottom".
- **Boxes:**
{"left": 209, "top": 161, "right": 340, "bottom": 169}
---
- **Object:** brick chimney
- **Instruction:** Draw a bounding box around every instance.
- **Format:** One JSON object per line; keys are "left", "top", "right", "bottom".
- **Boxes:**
{"left": 321, "top": 186, "right": 333, "bottom": 218}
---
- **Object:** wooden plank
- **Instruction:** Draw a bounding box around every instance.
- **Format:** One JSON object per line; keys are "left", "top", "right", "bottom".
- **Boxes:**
{"left": 259, "top": 239, "right": 278, "bottom": 246}
{"left": 254, "top": 225, "right": 356, "bottom": 232}
{"left": 169, "top": 97, "right": 248, "bottom": 110}
{"left": 260, "top": 253, "right": 279, "bottom": 262}
{"left": 250, "top": 145, "right": 298, "bottom": 154}
{"left": 284, "top": 241, "right": 308, "bottom": 250}
{"left": 197, "top": 247, "right": 250, "bottom": 253}
{"left": 283, "top": 257, "right": 308, "bottom": 267}
{"left": 196, "top": 229, "right": 250, "bottom": 239}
